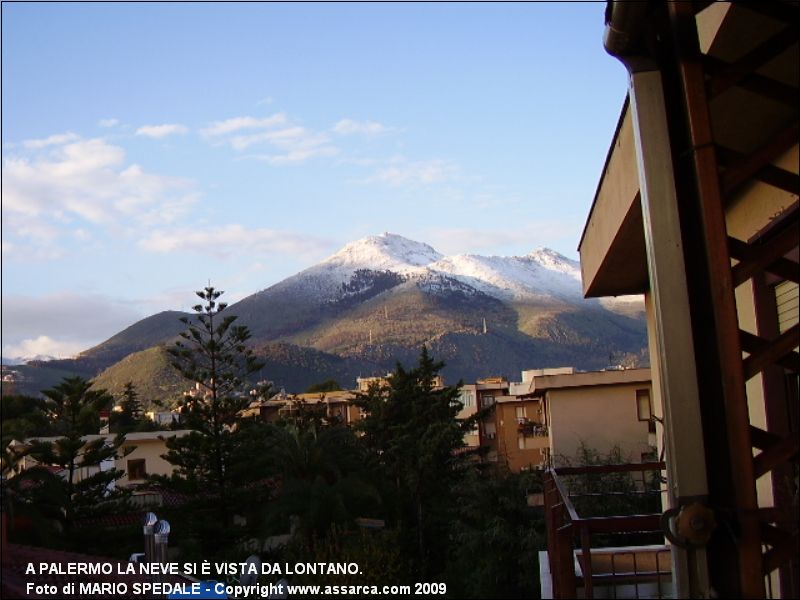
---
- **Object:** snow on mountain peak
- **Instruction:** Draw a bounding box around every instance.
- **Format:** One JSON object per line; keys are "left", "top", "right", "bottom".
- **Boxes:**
{"left": 281, "top": 233, "right": 611, "bottom": 306}
{"left": 321, "top": 232, "right": 443, "bottom": 273}
{"left": 527, "top": 247, "right": 580, "bottom": 273}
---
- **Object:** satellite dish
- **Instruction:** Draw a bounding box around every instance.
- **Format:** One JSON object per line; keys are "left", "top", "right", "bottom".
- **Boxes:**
{"left": 239, "top": 555, "right": 261, "bottom": 586}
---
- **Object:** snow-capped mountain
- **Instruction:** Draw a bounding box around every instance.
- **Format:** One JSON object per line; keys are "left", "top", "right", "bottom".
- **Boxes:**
{"left": 32, "top": 232, "right": 647, "bottom": 399}
{"left": 322, "top": 232, "right": 444, "bottom": 274}
{"left": 270, "top": 232, "right": 591, "bottom": 305}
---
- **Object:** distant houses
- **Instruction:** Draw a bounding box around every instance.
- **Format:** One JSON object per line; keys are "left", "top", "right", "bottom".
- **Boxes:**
{"left": 244, "top": 366, "right": 654, "bottom": 472}
{"left": 6, "top": 430, "right": 194, "bottom": 501}
{"left": 6, "top": 366, "right": 653, "bottom": 489}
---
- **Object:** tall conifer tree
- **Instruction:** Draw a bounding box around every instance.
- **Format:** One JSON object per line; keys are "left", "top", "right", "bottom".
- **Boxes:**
{"left": 164, "top": 286, "right": 263, "bottom": 527}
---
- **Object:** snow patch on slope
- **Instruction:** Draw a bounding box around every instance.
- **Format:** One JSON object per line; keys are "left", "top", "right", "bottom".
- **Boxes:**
{"left": 429, "top": 251, "right": 582, "bottom": 301}
{"left": 267, "top": 232, "right": 640, "bottom": 311}
{"left": 320, "top": 232, "right": 442, "bottom": 274}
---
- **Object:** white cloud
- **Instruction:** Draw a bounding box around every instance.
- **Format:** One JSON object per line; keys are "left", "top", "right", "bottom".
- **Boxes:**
{"left": 423, "top": 222, "right": 581, "bottom": 258}
{"left": 1, "top": 293, "right": 144, "bottom": 358}
{"left": 3, "top": 135, "right": 198, "bottom": 257}
{"left": 252, "top": 146, "right": 340, "bottom": 165}
{"left": 135, "top": 123, "right": 189, "bottom": 138}
{"left": 138, "top": 225, "right": 335, "bottom": 259}
{"left": 366, "top": 158, "right": 459, "bottom": 186}
{"left": 98, "top": 118, "right": 120, "bottom": 128}
{"left": 3, "top": 336, "right": 87, "bottom": 360}
{"left": 202, "top": 113, "right": 339, "bottom": 164}
{"left": 332, "top": 118, "right": 392, "bottom": 136}
{"left": 200, "top": 114, "right": 287, "bottom": 137}
{"left": 22, "top": 132, "right": 80, "bottom": 149}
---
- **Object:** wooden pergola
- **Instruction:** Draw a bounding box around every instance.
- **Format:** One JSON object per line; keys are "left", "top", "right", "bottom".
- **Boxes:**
{"left": 579, "top": 1, "right": 798, "bottom": 597}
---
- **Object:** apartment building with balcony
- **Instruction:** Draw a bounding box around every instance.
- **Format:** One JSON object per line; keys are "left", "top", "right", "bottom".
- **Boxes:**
{"left": 458, "top": 368, "right": 654, "bottom": 473}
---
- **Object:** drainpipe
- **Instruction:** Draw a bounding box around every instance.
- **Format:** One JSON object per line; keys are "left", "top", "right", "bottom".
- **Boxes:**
{"left": 603, "top": 2, "right": 711, "bottom": 598}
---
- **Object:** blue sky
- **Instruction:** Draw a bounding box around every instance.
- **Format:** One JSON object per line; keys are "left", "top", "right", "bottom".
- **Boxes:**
{"left": 2, "top": 2, "right": 629, "bottom": 359}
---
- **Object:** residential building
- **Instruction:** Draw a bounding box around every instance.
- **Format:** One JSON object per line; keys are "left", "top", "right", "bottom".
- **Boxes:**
{"left": 461, "top": 368, "right": 653, "bottom": 472}
{"left": 243, "top": 389, "right": 364, "bottom": 425}
{"left": 6, "top": 431, "right": 193, "bottom": 489}
{"left": 546, "top": 2, "right": 798, "bottom": 598}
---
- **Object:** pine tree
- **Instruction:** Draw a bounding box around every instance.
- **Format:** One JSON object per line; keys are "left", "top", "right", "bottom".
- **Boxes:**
{"left": 355, "top": 347, "right": 467, "bottom": 575}
{"left": 24, "top": 376, "right": 125, "bottom": 528}
{"left": 111, "top": 381, "right": 145, "bottom": 434}
{"left": 164, "top": 286, "right": 264, "bottom": 527}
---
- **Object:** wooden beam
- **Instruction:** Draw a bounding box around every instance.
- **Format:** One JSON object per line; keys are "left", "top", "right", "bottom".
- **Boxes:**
{"left": 727, "top": 237, "right": 799, "bottom": 284}
{"left": 757, "top": 507, "right": 793, "bottom": 525}
{"left": 749, "top": 425, "right": 781, "bottom": 451}
{"left": 717, "top": 145, "right": 800, "bottom": 195}
{"left": 708, "top": 24, "right": 799, "bottom": 99}
{"left": 763, "top": 531, "right": 800, "bottom": 575}
{"left": 731, "top": 225, "right": 800, "bottom": 286}
{"left": 721, "top": 123, "right": 800, "bottom": 197}
{"left": 753, "top": 434, "right": 799, "bottom": 478}
{"left": 743, "top": 324, "right": 800, "bottom": 380}
{"left": 754, "top": 164, "right": 800, "bottom": 196}
{"left": 732, "top": 0, "right": 800, "bottom": 25}
{"left": 761, "top": 523, "right": 792, "bottom": 546}
{"left": 704, "top": 56, "right": 799, "bottom": 108}
{"left": 740, "top": 330, "right": 800, "bottom": 373}
{"left": 737, "top": 74, "right": 799, "bottom": 108}
{"left": 692, "top": 0, "right": 716, "bottom": 15}
{"left": 669, "top": 2, "right": 764, "bottom": 594}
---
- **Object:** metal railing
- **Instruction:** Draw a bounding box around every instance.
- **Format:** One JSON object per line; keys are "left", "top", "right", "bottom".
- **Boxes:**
{"left": 543, "top": 462, "right": 669, "bottom": 599}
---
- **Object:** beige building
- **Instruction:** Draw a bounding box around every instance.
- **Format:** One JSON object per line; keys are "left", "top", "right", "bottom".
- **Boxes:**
{"left": 458, "top": 368, "right": 653, "bottom": 473}
{"left": 537, "top": 369, "right": 653, "bottom": 467}
{"left": 243, "top": 389, "right": 364, "bottom": 425}
{"left": 7, "top": 430, "right": 193, "bottom": 488}
{"left": 115, "top": 431, "right": 193, "bottom": 486}
{"left": 569, "top": 2, "right": 798, "bottom": 597}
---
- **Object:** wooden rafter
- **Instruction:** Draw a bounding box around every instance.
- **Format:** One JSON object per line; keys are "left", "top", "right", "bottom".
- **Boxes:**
{"left": 749, "top": 425, "right": 781, "bottom": 451}
{"left": 721, "top": 123, "right": 799, "bottom": 197}
{"left": 757, "top": 506, "right": 796, "bottom": 525}
{"left": 727, "top": 237, "right": 798, "bottom": 283}
{"left": 704, "top": 55, "right": 798, "bottom": 107}
{"left": 740, "top": 330, "right": 800, "bottom": 373}
{"left": 692, "top": 1, "right": 716, "bottom": 15}
{"left": 708, "top": 24, "right": 799, "bottom": 99}
{"left": 731, "top": 0, "right": 800, "bottom": 25}
{"left": 668, "top": 3, "right": 765, "bottom": 594}
{"left": 753, "top": 433, "right": 800, "bottom": 478}
{"left": 716, "top": 145, "right": 800, "bottom": 196}
{"left": 763, "top": 532, "right": 800, "bottom": 575}
{"left": 742, "top": 324, "right": 800, "bottom": 380}
{"left": 730, "top": 226, "right": 800, "bottom": 287}
{"left": 761, "top": 523, "right": 793, "bottom": 546}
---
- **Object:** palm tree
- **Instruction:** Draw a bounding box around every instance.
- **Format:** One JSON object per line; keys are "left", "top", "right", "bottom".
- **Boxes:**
{"left": 263, "top": 423, "right": 380, "bottom": 539}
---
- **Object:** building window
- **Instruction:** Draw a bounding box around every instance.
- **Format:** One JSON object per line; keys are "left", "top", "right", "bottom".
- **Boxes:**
{"left": 515, "top": 406, "right": 527, "bottom": 422}
{"left": 482, "top": 395, "right": 495, "bottom": 407}
{"left": 636, "top": 389, "right": 652, "bottom": 421}
{"left": 128, "top": 459, "right": 147, "bottom": 481}
{"left": 461, "top": 392, "right": 474, "bottom": 408}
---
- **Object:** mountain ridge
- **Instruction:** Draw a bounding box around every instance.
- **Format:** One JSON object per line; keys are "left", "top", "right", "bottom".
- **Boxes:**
{"left": 14, "top": 233, "right": 648, "bottom": 402}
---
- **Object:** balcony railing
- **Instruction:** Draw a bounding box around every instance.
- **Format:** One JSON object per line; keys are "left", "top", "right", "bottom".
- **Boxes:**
{"left": 518, "top": 420, "right": 548, "bottom": 437}
{"left": 543, "top": 462, "right": 670, "bottom": 599}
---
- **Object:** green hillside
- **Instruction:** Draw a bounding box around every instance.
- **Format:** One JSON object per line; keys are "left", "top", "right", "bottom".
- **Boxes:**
{"left": 90, "top": 346, "right": 188, "bottom": 409}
